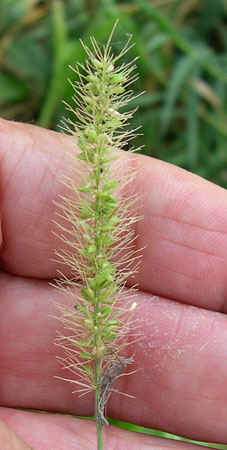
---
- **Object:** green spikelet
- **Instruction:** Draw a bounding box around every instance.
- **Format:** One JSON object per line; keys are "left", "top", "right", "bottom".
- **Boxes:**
{"left": 53, "top": 21, "right": 142, "bottom": 449}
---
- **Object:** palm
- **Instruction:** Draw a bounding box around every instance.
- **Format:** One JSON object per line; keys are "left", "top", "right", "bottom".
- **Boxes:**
{"left": 0, "top": 118, "right": 226, "bottom": 449}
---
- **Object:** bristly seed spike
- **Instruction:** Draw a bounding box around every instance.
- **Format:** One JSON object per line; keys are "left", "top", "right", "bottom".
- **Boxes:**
{"left": 53, "top": 22, "right": 143, "bottom": 450}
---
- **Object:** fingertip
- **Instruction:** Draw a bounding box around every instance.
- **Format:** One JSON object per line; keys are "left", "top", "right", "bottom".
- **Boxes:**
{"left": 0, "top": 419, "right": 33, "bottom": 450}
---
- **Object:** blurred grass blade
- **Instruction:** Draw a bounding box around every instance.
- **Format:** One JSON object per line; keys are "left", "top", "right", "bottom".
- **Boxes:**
{"left": 136, "top": 0, "right": 227, "bottom": 83}
{"left": 107, "top": 418, "right": 227, "bottom": 449}
{"left": 190, "top": 78, "right": 222, "bottom": 109}
{"left": 199, "top": 106, "right": 227, "bottom": 136}
{"left": 146, "top": 32, "right": 169, "bottom": 52}
{"left": 186, "top": 67, "right": 200, "bottom": 170}
{"left": 37, "top": 0, "right": 67, "bottom": 128}
{"left": 161, "top": 55, "right": 195, "bottom": 134}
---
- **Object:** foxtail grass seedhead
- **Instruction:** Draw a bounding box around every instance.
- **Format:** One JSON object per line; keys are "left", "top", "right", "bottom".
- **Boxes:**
{"left": 53, "top": 21, "right": 143, "bottom": 449}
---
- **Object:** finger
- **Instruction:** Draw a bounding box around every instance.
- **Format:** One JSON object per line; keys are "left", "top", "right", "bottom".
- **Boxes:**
{"left": 1, "top": 272, "right": 227, "bottom": 444}
{"left": 0, "top": 418, "right": 32, "bottom": 450}
{"left": 0, "top": 119, "right": 227, "bottom": 311}
{"left": 0, "top": 119, "right": 67, "bottom": 278}
{"left": 0, "top": 407, "right": 205, "bottom": 449}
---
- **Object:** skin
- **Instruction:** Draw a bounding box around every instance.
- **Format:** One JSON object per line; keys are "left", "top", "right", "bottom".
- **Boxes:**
{"left": 0, "top": 118, "right": 226, "bottom": 449}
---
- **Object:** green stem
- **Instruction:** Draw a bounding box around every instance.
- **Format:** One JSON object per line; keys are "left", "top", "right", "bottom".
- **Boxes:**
{"left": 95, "top": 363, "right": 103, "bottom": 450}
{"left": 93, "top": 130, "right": 104, "bottom": 448}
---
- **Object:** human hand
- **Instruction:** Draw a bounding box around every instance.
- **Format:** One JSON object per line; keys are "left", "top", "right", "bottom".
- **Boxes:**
{"left": 0, "top": 118, "right": 226, "bottom": 449}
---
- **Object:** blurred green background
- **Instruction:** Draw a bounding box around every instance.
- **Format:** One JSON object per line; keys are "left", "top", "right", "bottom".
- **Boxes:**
{"left": 0, "top": 0, "right": 227, "bottom": 186}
